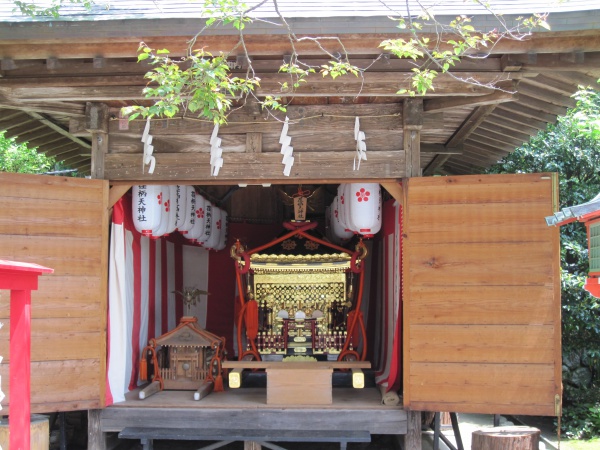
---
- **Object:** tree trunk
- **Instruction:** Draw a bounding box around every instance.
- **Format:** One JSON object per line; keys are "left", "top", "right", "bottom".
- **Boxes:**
{"left": 472, "top": 426, "right": 541, "bottom": 450}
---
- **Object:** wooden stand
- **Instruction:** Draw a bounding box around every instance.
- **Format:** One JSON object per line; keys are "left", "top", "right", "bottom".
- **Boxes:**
{"left": 472, "top": 426, "right": 540, "bottom": 450}
{"left": 222, "top": 361, "right": 370, "bottom": 405}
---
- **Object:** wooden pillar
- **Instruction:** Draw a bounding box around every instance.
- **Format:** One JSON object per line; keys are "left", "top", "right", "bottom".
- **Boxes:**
{"left": 86, "top": 102, "right": 110, "bottom": 180}
{"left": 244, "top": 441, "right": 261, "bottom": 450}
{"left": 87, "top": 409, "right": 106, "bottom": 450}
{"left": 403, "top": 98, "right": 423, "bottom": 178}
{"left": 402, "top": 97, "right": 423, "bottom": 450}
{"left": 404, "top": 410, "right": 422, "bottom": 450}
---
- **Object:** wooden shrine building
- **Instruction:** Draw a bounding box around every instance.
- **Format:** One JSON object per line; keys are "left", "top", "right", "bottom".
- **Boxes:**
{"left": 0, "top": 1, "right": 599, "bottom": 449}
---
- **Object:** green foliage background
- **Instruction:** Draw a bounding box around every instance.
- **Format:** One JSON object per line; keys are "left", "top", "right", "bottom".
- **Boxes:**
{"left": 0, "top": 131, "right": 57, "bottom": 174}
{"left": 488, "top": 88, "right": 600, "bottom": 439}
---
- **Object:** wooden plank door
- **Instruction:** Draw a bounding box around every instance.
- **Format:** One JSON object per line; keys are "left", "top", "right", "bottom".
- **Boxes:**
{"left": 403, "top": 173, "right": 561, "bottom": 416}
{"left": 0, "top": 172, "right": 109, "bottom": 414}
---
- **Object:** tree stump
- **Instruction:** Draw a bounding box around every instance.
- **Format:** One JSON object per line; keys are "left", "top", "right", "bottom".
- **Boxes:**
{"left": 472, "top": 426, "right": 541, "bottom": 450}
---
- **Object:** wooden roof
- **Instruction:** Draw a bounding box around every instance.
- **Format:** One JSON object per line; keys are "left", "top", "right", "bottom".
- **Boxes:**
{"left": 0, "top": 2, "right": 599, "bottom": 177}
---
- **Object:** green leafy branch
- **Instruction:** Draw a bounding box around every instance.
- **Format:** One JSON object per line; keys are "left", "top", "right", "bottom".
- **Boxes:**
{"left": 121, "top": 44, "right": 260, "bottom": 124}
{"left": 13, "top": 0, "right": 93, "bottom": 18}
{"left": 117, "top": 0, "right": 552, "bottom": 119}
{"left": 379, "top": 1, "right": 549, "bottom": 95}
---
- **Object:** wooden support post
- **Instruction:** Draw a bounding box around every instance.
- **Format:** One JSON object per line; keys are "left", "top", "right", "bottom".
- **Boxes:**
{"left": 244, "top": 441, "right": 261, "bottom": 450}
{"left": 88, "top": 409, "right": 107, "bottom": 450}
{"left": 403, "top": 98, "right": 423, "bottom": 178}
{"left": 404, "top": 410, "right": 422, "bottom": 450}
{"left": 86, "top": 102, "right": 110, "bottom": 180}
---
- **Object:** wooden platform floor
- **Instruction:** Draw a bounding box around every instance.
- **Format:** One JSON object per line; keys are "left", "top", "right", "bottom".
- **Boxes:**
{"left": 101, "top": 386, "right": 407, "bottom": 435}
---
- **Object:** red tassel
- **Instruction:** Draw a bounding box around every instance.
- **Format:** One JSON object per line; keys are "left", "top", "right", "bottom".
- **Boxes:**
{"left": 139, "top": 355, "right": 148, "bottom": 381}
{"left": 214, "top": 374, "right": 224, "bottom": 392}
{"left": 245, "top": 300, "right": 259, "bottom": 340}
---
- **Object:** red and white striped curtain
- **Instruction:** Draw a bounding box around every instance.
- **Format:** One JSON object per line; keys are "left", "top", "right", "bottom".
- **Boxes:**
{"left": 106, "top": 196, "right": 210, "bottom": 404}
{"left": 370, "top": 199, "right": 403, "bottom": 392}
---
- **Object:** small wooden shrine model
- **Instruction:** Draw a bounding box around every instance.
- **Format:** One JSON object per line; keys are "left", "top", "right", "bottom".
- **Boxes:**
{"left": 138, "top": 316, "right": 226, "bottom": 400}
{"left": 231, "top": 222, "right": 369, "bottom": 362}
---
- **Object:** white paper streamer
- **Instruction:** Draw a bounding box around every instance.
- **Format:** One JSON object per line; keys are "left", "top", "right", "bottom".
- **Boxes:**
{"left": 354, "top": 117, "right": 367, "bottom": 170}
{"left": 141, "top": 117, "right": 156, "bottom": 174}
{"left": 210, "top": 124, "right": 224, "bottom": 176}
{"left": 279, "top": 116, "right": 294, "bottom": 176}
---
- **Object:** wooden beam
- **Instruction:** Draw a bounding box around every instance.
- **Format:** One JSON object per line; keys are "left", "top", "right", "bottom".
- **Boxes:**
{"left": 421, "top": 144, "right": 463, "bottom": 155}
{"left": 516, "top": 93, "right": 568, "bottom": 117}
{"left": 491, "top": 107, "right": 549, "bottom": 130}
{"left": 1, "top": 29, "right": 599, "bottom": 59}
{"left": 423, "top": 154, "right": 452, "bottom": 176}
{"left": 496, "top": 103, "right": 557, "bottom": 124}
{"left": 446, "top": 105, "right": 497, "bottom": 148}
{"left": 85, "top": 103, "right": 110, "bottom": 134}
{"left": 104, "top": 151, "right": 406, "bottom": 183}
{"left": 484, "top": 114, "right": 544, "bottom": 135}
{"left": 423, "top": 87, "right": 516, "bottom": 112}
{"left": 506, "top": 51, "right": 600, "bottom": 72}
{"left": 517, "top": 84, "right": 577, "bottom": 109}
{"left": 519, "top": 75, "right": 580, "bottom": 96}
{"left": 0, "top": 55, "right": 504, "bottom": 77}
{"left": 0, "top": 72, "right": 517, "bottom": 101}
{"left": 381, "top": 181, "right": 403, "bottom": 204}
{"left": 477, "top": 122, "right": 534, "bottom": 143}
{"left": 467, "top": 133, "right": 520, "bottom": 152}
{"left": 0, "top": 98, "right": 85, "bottom": 117}
{"left": 109, "top": 185, "right": 131, "bottom": 208}
{"left": 26, "top": 111, "right": 91, "bottom": 149}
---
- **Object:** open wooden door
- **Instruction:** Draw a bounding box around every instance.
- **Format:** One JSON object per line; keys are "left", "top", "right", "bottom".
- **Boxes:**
{"left": 0, "top": 172, "right": 109, "bottom": 414}
{"left": 403, "top": 173, "right": 561, "bottom": 416}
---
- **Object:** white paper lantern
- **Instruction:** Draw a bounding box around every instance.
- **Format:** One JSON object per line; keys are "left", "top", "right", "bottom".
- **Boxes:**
{"left": 186, "top": 195, "right": 207, "bottom": 242}
{"left": 197, "top": 202, "right": 213, "bottom": 245}
{"left": 165, "top": 185, "right": 178, "bottom": 235}
{"left": 336, "top": 184, "right": 351, "bottom": 233}
{"left": 331, "top": 196, "right": 353, "bottom": 242}
{"left": 348, "top": 183, "right": 382, "bottom": 238}
{"left": 152, "top": 186, "right": 170, "bottom": 238}
{"left": 215, "top": 210, "right": 228, "bottom": 251}
{"left": 342, "top": 183, "right": 359, "bottom": 234}
{"left": 178, "top": 186, "right": 196, "bottom": 235}
{"left": 174, "top": 185, "right": 187, "bottom": 230}
{"left": 132, "top": 185, "right": 162, "bottom": 236}
{"left": 204, "top": 206, "right": 222, "bottom": 249}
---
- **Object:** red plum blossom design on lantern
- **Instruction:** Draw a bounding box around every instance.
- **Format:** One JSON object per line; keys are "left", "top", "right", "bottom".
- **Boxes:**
{"left": 355, "top": 188, "right": 370, "bottom": 202}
